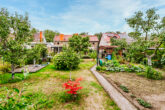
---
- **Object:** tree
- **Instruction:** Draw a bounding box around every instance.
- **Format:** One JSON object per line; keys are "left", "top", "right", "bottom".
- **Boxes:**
{"left": 68, "top": 35, "right": 91, "bottom": 55}
{"left": 0, "top": 8, "right": 31, "bottom": 79}
{"left": 79, "top": 32, "right": 88, "bottom": 35}
{"left": 26, "top": 44, "right": 47, "bottom": 65}
{"left": 126, "top": 8, "right": 165, "bottom": 66}
{"left": 94, "top": 32, "right": 102, "bottom": 41}
{"left": 29, "top": 28, "right": 39, "bottom": 42}
{"left": 44, "top": 30, "right": 59, "bottom": 42}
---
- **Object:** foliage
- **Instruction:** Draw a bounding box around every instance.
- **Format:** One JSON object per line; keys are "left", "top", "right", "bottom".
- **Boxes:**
{"left": 125, "top": 8, "right": 165, "bottom": 66}
{"left": 0, "top": 87, "right": 54, "bottom": 110}
{"left": 89, "top": 51, "right": 97, "bottom": 60}
{"left": 161, "top": 54, "right": 165, "bottom": 65}
{"left": 119, "top": 85, "right": 129, "bottom": 93}
{"left": 79, "top": 32, "right": 88, "bottom": 35}
{"left": 68, "top": 34, "right": 91, "bottom": 54}
{"left": 94, "top": 32, "right": 102, "bottom": 40}
{"left": 44, "top": 29, "right": 59, "bottom": 42}
{"left": 63, "top": 78, "right": 83, "bottom": 95}
{"left": 53, "top": 48, "right": 80, "bottom": 70}
{"left": 58, "top": 92, "right": 82, "bottom": 103}
{"left": 0, "top": 88, "right": 33, "bottom": 110}
{"left": 146, "top": 66, "right": 162, "bottom": 80}
{"left": 26, "top": 44, "right": 47, "bottom": 64}
{"left": 0, "top": 8, "right": 31, "bottom": 79}
{"left": 96, "top": 66, "right": 101, "bottom": 71}
{"left": 137, "top": 98, "right": 152, "bottom": 108}
{"left": 0, "top": 62, "right": 11, "bottom": 73}
{"left": 29, "top": 28, "right": 39, "bottom": 42}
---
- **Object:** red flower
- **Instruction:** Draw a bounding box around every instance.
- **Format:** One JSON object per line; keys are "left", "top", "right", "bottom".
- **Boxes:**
{"left": 63, "top": 78, "right": 83, "bottom": 95}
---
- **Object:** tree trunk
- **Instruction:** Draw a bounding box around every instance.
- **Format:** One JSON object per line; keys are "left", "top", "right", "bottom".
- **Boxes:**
{"left": 146, "top": 55, "right": 152, "bottom": 66}
{"left": 33, "top": 58, "right": 36, "bottom": 67}
{"left": 11, "top": 63, "right": 15, "bottom": 79}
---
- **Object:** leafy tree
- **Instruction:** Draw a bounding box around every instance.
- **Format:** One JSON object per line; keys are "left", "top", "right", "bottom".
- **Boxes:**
{"left": 94, "top": 32, "right": 102, "bottom": 41}
{"left": 126, "top": 8, "right": 165, "bottom": 66}
{"left": 26, "top": 44, "right": 47, "bottom": 65}
{"left": 29, "top": 28, "right": 39, "bottom": 42}
{"left": 44, "top": 30, "right": 59, "bottom": 42}
{"left": 0, "top": 8, "right": 30, "bottom": 79}
{"left": 68, "top": 35, "right": 91, "bottom": 55}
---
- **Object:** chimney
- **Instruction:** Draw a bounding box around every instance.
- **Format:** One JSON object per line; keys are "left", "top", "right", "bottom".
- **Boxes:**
{"left": 40, "top": 31, "right": 42, "bottom": 42}
{"left": 60, "top": 34, "right": 64, "bottom": 41}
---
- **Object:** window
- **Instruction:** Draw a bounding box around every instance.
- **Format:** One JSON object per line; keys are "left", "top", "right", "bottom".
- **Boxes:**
{"left": 57, "top": 42, "right": 59, "bottom": 45}
{"left": 93, "top": 42, "right": 95, "bottom": 45}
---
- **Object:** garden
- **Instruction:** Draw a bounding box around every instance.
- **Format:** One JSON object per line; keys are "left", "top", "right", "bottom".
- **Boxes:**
{"left": 0, "top": 6, "right": 165, "bottom": 110}
{"left": 96, "top": 8, "right": 165, "bottom": 110}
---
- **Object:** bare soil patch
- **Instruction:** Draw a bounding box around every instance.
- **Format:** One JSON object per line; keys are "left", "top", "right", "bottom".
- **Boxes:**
{"left": 101, "top": 70, "right": 165, "bottom": 110}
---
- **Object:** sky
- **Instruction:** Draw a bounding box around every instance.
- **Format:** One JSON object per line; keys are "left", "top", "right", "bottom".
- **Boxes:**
{"left": 0, "top": 0, "right": 165, "bottom": 34}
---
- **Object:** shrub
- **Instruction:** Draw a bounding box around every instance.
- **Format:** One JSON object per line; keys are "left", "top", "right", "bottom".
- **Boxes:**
{"left": 146, "top": 66, "right": 162, "bottom": 80}
{"left": 0, "top": 88, "right": 33, "bottom": 110}
{"left": 89, "top": 52, "right": 97, "bottom": 60}
{"left": 137, "top": 98, "right": 152, "bottom": 108}
{"left": 96, "top": 66, "right": 101, "bottom": 71}
{"left": 62, "top": 78, "right": 83, "bottom": 102}
{"left": 63, "top": 78, "right": 83, "bottom": 95}
{"left": 53, "top": 48, "right": 80, "bottom": 70}
{"left": 0, "top": 62, "right": 11, "bottom": 73}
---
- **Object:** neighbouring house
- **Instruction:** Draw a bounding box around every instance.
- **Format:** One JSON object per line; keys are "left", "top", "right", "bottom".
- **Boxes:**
{"left": 99, "top": 32, "right": 133, "bottom": 59}
{"left": 53, "top": 34, "right": 99, "bottom": 53}
{"left": 31, "top": 31, "right": 55, "bottom": 53}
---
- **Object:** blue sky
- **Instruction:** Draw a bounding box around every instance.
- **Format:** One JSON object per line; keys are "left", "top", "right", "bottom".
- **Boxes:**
{"left": 0, "top": 0, "right": 165, "bottom": 34}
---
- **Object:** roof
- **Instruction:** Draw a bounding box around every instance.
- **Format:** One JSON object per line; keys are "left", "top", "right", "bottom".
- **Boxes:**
{"left": 99, "top": 32, "right": 134, "bottom": 47}
{"left": 54, "top": 34, "right": 99, "bottom": 42}
{"left": 99, "top": 33, "right": 120, "bottom": 47}
{"left": 33, "top": 32, "right": 47, "bottom": 43}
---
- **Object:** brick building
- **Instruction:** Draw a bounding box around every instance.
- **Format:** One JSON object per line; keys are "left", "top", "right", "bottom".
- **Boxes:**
{"left": 53, "top": 34, "right": 99, "bottom": 53}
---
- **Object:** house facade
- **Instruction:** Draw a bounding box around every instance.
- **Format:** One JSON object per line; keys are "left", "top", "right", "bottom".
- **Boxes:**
{"left": 53, "top": 34, "right": 99, "bottom": 53}
{"left": 99, "top": 32, "right": 133, "bottom": 58}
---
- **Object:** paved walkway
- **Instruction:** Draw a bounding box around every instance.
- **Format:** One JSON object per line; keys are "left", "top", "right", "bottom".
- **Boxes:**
{"left": 91, "top": 65, "right": 137, "bottom": 110}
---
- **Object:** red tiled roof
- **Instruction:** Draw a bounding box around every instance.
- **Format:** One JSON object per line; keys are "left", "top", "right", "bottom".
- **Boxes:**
{"left": 54, "top": 34, "right": 99, "bottom": 42}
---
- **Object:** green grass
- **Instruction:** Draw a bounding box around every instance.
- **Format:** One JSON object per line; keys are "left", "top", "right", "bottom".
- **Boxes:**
{"left": 0, "top": 59, "right": 119, "bottom": 110}
{"left": 90, "top": 81, "right": 103, "bottom": 92}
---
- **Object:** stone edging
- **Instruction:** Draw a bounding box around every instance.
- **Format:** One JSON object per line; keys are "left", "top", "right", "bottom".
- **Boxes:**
{"left": 90, "top": 65, "right": 137, "bottom": 110}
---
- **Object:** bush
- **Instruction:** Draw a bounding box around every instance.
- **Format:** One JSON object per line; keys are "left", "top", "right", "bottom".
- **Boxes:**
{"left": 0, "top": 62, "right": 11, "bottom": 73}
{"left": 146, "top": 66, "right": 162, "bottom": 80}
{"left": 53, "top": 48, "right": 80, "bottom": 70}
{"left": 96, "top": 66, "right": 101, "bottom": 71}
{"left": 137, "top": 98, "right": 152, "bottom": 108}
{"left": 0, "top": 88, "right": 32, "bottom": 110}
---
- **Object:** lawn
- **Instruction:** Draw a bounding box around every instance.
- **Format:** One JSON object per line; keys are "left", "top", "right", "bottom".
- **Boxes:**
{"left": 101, "top": 68, "right": 165, "bottom": 110}
{"left": 0, "top": 59, "right": 119, "bottom": 110}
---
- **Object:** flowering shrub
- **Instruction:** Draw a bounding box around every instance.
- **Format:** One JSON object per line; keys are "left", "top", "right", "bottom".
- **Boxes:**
{"left": 63, "top": 78, "right": 83, "bottom": 94}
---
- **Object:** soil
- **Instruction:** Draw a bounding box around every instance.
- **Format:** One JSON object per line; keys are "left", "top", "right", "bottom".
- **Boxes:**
{"left": 101, "top": 70, "right": 165, "bottom": 110}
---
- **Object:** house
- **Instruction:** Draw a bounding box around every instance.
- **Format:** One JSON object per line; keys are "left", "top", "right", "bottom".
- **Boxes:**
{"left": 99, "top": 32, "right": 133, "bottom": 58}
{"left": 53, "top": 34, "right": 99, "bottom": 53}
